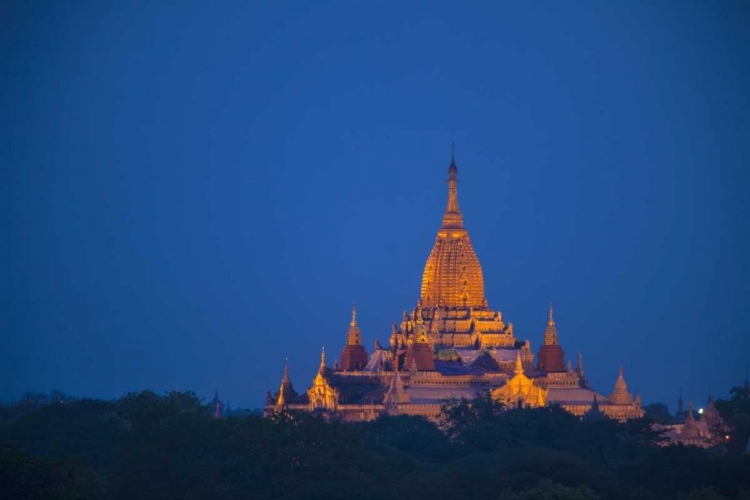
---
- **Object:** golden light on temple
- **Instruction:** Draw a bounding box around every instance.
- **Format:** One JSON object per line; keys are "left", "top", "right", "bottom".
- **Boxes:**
{"left": 264, "top": 148, "right": 646, "bottom": 424}
{"left": 420, "top": 153, "right": 485, "bottom": 310}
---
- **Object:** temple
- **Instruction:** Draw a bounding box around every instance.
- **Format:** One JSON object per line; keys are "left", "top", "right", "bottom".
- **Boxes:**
{"left": 658, "top": 388, "right": 731, "bottom": 448}
{"left": 265, "top": 151, "right": 644, "bottom": 422}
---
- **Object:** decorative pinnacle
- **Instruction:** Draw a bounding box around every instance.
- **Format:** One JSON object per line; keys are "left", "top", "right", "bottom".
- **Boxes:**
{"left": 442, "top": 146, "right": 463, "bottom": 229}
{"left": 548, "top": 302, "right": 555, "bottom": 326}
{"left": 350, "top": 303, "right": 357, "bottom": 327}
{"left": 514, "top": 350, "right": 524, "bottom": 375}
{"left": 319, "top": 346, "right": 326, "bottom": 371}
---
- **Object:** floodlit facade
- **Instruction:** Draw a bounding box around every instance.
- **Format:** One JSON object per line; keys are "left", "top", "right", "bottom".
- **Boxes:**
{"left": 265, "top": 152, "right": 644, "bottom": 422}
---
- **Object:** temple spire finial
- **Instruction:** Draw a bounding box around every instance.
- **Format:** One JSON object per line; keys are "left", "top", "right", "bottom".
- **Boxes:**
{"left": 514, "top": 350, "right": 524, "bottom": 375}
{"left": 351, "top": 303, "right": 357, "bottom": 327}
{"left": 548, "top": 302, "right": 555, "bottom": 326}
{"left": 451, "top": 142, "right": 455, "bottom": 165}
{"left": 442, "top": 145, "right": 463, "bottom": 229}
{"left": 609, "top": 365, "right": 633, "bottom": 405}
{"left": 319, "top": 346, "right": 326, "bottom": 372}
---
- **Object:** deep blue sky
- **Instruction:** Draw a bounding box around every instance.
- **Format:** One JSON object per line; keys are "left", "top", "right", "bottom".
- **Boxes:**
{"left": 2, "top": 1, "right": 749, "bottom": 411}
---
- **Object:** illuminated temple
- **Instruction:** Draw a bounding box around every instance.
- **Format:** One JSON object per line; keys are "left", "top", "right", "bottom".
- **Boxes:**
{"left": 265, "top": 152, "right": 644, "bottom": 422}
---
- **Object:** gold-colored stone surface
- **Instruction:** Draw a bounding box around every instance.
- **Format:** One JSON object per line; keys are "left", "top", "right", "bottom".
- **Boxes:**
{"left": 608, "top": 366, "right": 634, "bottom": 405}
{"left": 388, "top": 155, "right": 517, "bottom": 350}
{"left": 491, "top": 352, "right": 548, "bottom": 408}
{"left": 420, "top": 156, "right": 485, "bottom": 310}
{"left": 308, "top": 348, "right": 339, "bottom": 410}
{"left": 275, "top": 362, "right": 295, "bottom": 409}
{"left": 263, "top": 151, "right": 645, "bottom": 424}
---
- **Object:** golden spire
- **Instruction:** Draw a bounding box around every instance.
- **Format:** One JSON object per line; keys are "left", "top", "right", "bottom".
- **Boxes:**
{"left": 548, "top": 302, "right": 555, "bottom": 327}
{"left": 609, "top": 365, "right": 633, "bottom": 405}
{"left": 420, "top": 149, "right": 485, "bottom": 309}
{"left": 514, "top": 350, "right": 524, "bottom": 375}
{"left": 276, "top": 360, "right": 295, "bottom": 409}
{"left": 319, "top": 346, "right": 326, "bottom": 372}
{"left": 441, "top": 144, "right": 464, "bottom": 230}
{"left": 345, "top": 305, "right": 363, "bottom": 346}
{"left": 543, "top": 303, "right": 559, "bottom": 346}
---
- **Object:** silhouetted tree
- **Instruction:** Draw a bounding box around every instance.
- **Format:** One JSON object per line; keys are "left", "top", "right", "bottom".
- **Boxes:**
{"left": 2, "top": 388, "right": 750, "bottom": 499}
{"left": 644, "top": 402, "right": 675, "bottom": 424}
{"left": 715, "top": 385, "right": 750, "bottom": 453}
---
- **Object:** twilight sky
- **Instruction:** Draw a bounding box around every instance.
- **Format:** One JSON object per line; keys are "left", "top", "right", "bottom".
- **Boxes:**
{"left": 2, "top": 1, "right": 749, "bottom": 410}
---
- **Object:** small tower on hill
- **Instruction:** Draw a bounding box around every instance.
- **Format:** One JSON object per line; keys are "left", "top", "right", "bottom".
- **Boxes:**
{"left": 679, "top": 401, "right": 701, "bottom": 445}
{"left": 340, "top": 305, "right": 368, "bottom": 371}
{"left": 675, "top": 388, "right": 688, "bottom": 423}
{"left": 212, "top": 389, "right": 222, "bottom": 419}
{"left": 275, "top": 360, "right": 297, "bottom": 410}
{"left": 609, "top": 366, "right": 634, "bottom": 405}
{"left": 703, "top": 391, "right": 721, "bottom": 428}
{"left": 583, "top": 394, "right": 607, "bottom": 422}
{"left": 404, "top": 307, "right": 435, "bottom": 371}
{"left": 537, "top": 304, "right": 565, "bottom": 372}
{"left": 383, "top": 365, "right": 410, "bottom": 413}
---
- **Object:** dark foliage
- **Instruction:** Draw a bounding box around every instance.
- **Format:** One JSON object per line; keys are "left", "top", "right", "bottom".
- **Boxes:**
{"left": 715, "top": 384, "right": 750, "bottom": 453}
{"left": 644, "top": 402, "right": 675, "bottom": 425}
{"left": 1, "top": 390, "right": 749, "bottom": 500}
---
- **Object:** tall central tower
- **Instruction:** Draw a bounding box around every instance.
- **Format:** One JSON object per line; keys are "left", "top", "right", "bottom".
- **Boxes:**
{"left": 420, "top": 152, "right": 485, "bottom": 309}
{"left": 391, "top": 151, "right": 518, "bottom": 351}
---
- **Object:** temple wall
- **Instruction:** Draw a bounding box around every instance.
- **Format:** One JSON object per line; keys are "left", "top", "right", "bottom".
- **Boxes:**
{"left": 266, "top": 400, "right": 643, "bottom": 423}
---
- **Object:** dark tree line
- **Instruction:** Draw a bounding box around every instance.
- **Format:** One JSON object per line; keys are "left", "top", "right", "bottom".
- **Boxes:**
{"left": 1, "top": 387, "right": 749, "bottom": 500}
